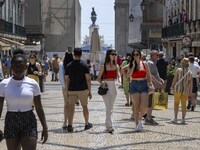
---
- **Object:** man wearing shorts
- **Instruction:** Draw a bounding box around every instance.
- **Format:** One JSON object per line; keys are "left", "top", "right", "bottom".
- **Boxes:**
{"left": 65, "top": 48, "right": 92, "bottom": 132}
{"left": 146, "top": 50, "right": 163, "bottom": 125}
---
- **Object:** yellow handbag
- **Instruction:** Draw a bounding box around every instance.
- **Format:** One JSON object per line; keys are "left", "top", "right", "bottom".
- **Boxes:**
{"left": 153, "top": 91, "right": 168, "bottom": 110}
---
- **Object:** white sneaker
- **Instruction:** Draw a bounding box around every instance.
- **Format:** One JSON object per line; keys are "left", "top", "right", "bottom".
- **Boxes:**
{"left": 169, "top": 118, "right": 178, "bottom": 124}
{"left": 62, "top": 122, "right": 67, "bottom": 129}
{"left": 106, "top": 127, "right": 114, "bottom": 133}
{"left": 138, "top": 121, "right": 143, "bottom": 130}
{"left": 134, "top": 124, "right": 142, "bottom": 132}
{"left": 130, "top": 114, "right": 134, "bottom": 120}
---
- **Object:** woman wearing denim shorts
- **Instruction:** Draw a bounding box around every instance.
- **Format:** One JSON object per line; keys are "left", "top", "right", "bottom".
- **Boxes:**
{"left": 128, "top": 50, "right": 153, "bottom": 132}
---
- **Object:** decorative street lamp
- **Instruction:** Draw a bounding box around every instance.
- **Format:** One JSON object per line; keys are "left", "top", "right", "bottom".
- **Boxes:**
{"left": 140, "top": 0, "right": 147, "bottom": 11}
{"left": 129, "top": 9, "right": 134, "bottom": 22}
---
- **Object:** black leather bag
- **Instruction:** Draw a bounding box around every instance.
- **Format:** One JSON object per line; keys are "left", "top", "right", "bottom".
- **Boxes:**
{"left": 98, "top": 86, "right": 108, "bottom": 95}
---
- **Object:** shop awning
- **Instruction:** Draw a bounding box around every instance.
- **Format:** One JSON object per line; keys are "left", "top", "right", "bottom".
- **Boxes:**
{"left": 22, "top": 44, "right": 41, "bottom": 51}
{"left": 0, "top": 37, "right": 24, "bottom": 48}
{"left": 0, "top": 40, "right": 11, "bottom": 50}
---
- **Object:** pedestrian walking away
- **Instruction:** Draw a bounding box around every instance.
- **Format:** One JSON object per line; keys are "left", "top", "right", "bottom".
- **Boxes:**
{"left": 187, "top": 56, "right": 200, "bottom": 111}
{"left": 65, "top": 47, "right": 93, "bottom": 132}
{"left": 59, "top": 50, "right": 74, "bottom": 129}
{"left": 0, "top": 49, "right": 48, "bottom": 150}
{"left": 97, "top": 49, "right": 121, "bottom": 133}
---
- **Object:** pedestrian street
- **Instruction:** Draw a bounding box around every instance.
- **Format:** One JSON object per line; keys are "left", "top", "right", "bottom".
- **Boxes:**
{"left": 0, "top": 80, "right": 200, "bottom": 150}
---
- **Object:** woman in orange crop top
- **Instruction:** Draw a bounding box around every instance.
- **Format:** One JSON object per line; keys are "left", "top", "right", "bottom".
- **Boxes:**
{"left": 127, "top": 49, "right": 153, "bottom": 132}
{"left": 97, "top": 49, "right": 121, "bottom": 133}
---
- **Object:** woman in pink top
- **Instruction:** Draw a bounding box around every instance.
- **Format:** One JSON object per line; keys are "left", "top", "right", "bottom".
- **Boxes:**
{"left": 97, "top": 49, "right": 121, "bottom": 133}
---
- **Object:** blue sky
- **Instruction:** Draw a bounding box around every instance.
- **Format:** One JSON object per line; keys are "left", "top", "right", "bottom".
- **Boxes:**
{"left": 79, "top": 0, "right": 115, "bottom": 46}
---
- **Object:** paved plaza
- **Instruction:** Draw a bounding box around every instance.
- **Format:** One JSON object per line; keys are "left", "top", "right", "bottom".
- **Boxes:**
{"left": 0, "top": 78, "right": 200, "bottom": 150}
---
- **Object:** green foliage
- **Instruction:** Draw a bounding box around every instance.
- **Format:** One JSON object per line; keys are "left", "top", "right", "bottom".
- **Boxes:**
{"left": 167, "top": 64, "right": 175, "bottom": 76}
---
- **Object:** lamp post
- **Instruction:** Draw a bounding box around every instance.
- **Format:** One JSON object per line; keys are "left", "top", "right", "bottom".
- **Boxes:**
{"left": 140, "top": 0, "right": 147, "bottom": 11}
{"left": 129, "top": 9, "right": 134, "bottom": 22}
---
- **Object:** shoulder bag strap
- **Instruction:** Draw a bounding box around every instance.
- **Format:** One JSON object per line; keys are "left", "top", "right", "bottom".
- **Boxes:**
{"left": 174, "top": 70, "right": 190, "bottom": 88}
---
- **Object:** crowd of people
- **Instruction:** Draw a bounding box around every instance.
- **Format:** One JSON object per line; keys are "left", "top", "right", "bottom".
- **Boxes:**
{"left": 0, "top": 47, "right": 199, "bottom": 149}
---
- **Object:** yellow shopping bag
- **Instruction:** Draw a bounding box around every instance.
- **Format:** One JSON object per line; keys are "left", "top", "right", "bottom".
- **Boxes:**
{"left": 153, "top": 91, "right": 168, "bottom": 110}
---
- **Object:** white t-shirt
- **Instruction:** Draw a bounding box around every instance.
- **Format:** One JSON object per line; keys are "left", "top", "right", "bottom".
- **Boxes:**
{"left": 0, "top": 76, "right": 40, "bottom": 112}
{"left": 189, "top": 63, "right": 200, "bottom": 78}
{"left": 58, "top": 62, "right": 65, "bottom": 88}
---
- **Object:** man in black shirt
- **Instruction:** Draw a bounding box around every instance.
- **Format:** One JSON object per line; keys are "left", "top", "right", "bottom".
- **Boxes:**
{"left": 65, "top": 48, "right": 92, "bottom": 132}
{"left": 156, "top": 52, "right": 168, "bottom": 91}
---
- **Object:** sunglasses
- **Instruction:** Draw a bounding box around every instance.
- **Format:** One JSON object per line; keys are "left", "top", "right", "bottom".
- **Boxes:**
{"left": 110, "top": 53, "right": 117, "bottom": 56}
{"left": 29, "top": 57, "right": 35, "bottom": 59}
{"left": 133, "top": 53, "right": 139, "bottom": 56}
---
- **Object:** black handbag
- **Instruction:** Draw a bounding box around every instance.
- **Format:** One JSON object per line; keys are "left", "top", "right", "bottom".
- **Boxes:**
{"left": 98, "top": 86, "right": 108, "bottom": 95}
{"left": 98, "top": 64, "right": 108, "bottom": 95}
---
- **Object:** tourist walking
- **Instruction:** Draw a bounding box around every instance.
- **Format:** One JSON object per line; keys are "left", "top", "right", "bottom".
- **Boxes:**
{"left": 59, "top": 50, "right": 74, "bottom": 129}
{"left": 146, "top": 50, "right": 164, "bottom": 125}
{"left": 26, "top": 53, "right": 42, "bottom": 83}
{"left": 128, "top": 49, "right": 153, "bottom": 132}
{"left": 65, "top": 48, "right": 92, "bottom": 132}
{"left": 187, "top": 56, "right": 200, "bottom": 111}
{"left": 97, "top": 49, "right": 121, "bottom": 133}
{"left": 170, "top": 58, "right": 192, "bottom": 124}
{"left": 0, "top": 49, "right": 48, "bottom": 150}
{"left": 120, "top": 53, "right": 132, "bottom": 106}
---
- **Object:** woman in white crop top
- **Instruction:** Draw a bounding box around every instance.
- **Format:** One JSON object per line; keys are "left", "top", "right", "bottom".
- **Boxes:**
{"left": 0, "top": 49, "right": 48, "bottom": 150}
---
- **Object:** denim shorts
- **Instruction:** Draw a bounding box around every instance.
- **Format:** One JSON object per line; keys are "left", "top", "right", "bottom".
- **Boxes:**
{"left": 130, "top": 80, "right": 148, "bottom": 94}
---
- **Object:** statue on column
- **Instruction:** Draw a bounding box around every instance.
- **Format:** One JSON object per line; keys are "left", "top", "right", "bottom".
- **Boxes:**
{"left": 91, "top": 7, "right": 97, "bottom": 26}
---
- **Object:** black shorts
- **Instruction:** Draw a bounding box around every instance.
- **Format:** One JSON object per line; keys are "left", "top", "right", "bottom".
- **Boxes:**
{"left": 4, "top": 110, "right": 37, "bottom": 139}
{"left": 192, "top": 78, "right": 198, "bottom": 93}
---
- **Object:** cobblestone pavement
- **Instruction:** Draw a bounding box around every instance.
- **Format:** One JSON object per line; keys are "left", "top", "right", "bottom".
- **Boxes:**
{"left": 0, "top": 79, "right": 200, "bottom": 150}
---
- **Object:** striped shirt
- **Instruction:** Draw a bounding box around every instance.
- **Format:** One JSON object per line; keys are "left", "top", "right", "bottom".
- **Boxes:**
{"left": 174, "top": 67, "right": 192, "bottom": 95}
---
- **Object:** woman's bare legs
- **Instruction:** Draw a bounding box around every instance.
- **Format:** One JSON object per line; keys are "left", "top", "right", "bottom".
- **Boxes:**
{"left": 131, "top": 93, "right": 140, "bottom": 126}
{"left": 139, "top": 93, "right": 148, "bottom": 121}
{"left": 6, "top": 138, "right": 21, "bottom": 150}
{"left": 21, "top": 136, "right": 37, "bottom": 150}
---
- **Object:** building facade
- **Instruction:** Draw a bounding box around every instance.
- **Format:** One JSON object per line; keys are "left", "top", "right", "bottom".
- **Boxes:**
{"left": 162, "top": 0, "right": 200, "bottom": 59}
{"left": 24, "top": 0, "right": 43, "bottom": 52}
{"left": 115, "top": 0, "right": 132, "bottom": 55}
{"left": 129, "top": 0, "right": 163, "bottom": 55}
{"left": 0, "top": 0, "right": 26, "bottom": 54}
{"left": 42, "top": 0, "right": 81, "bottom": 53}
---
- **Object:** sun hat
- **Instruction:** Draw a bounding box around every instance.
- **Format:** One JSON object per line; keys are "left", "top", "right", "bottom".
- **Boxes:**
{"left": 181, "top": 58, "right": 189, "bottom": 67}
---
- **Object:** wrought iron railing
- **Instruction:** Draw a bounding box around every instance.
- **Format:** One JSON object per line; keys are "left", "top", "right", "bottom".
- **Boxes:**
{"left": 162, "top": 22, "right": 185, "bottom": 38}
{"left": 15, "top": 24, "right": 26, "bottom": 36}
{"left": 0, "top": 19, "right": 26, "bottom": 37}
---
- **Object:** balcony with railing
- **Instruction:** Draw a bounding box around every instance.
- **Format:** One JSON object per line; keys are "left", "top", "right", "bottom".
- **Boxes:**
{"left": 162, "top": 22, "right": 186, "bottom": 38}
{"left": 15, "top": 24, "right": 26, "bottom": 36}
{"left": 0, "top": 19, "right": 26, "bottom": 37}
